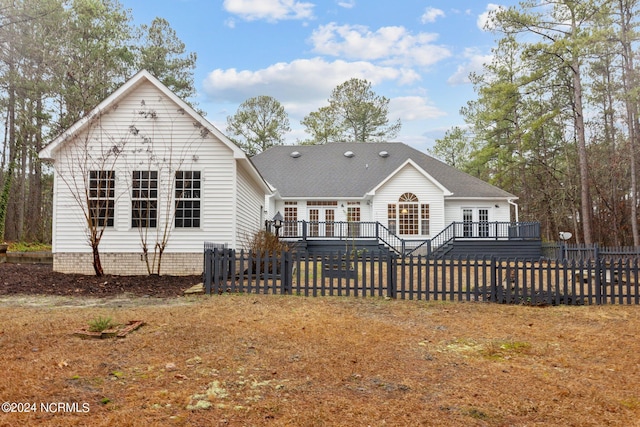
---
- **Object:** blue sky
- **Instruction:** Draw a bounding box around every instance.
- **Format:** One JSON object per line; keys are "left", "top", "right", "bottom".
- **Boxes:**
{"left": 120, "top": 0, "right": 519, "bottom": 152}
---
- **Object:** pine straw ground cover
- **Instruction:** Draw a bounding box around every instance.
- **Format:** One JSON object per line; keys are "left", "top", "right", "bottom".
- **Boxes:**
{"left": 0, "top": 295, "right": 639, "bottom": 426}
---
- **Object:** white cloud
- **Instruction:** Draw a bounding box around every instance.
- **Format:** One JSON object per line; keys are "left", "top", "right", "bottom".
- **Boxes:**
{"left": 337, "top": 0, "right": 355, "bottom": 8}
{"left": 202, "top": 58, "right": 421, "bottom": 117}
{"left": 477, "top": 3, "right": 504, "bottom": 31}
{"left": 447, "top": 48, "right": 492, "bottom": 85}
{"left": 223, "top": 0, "right": 315, "bottom": 22}
{"left": 390, "top": 96, "right": 446, "bottom": 121}
{"left": 421, "top": 7, "right": 445, "bottom": 24}
{"left": 309, "top": 23, "right": 451, "bottom": 67}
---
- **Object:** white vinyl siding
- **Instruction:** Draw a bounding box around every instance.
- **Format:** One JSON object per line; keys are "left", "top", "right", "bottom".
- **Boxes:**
{"left": 236, "top": 162, "right": 267, "bottom": 248}
{"left": 372, "top": 163, "right": 445, "bottom": 237}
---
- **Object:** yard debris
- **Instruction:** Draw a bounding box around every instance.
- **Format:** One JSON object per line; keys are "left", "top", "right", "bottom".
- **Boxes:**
{"left": 184, "top": 283, "right": 204, "bottom": 295}
{"left": 73, "top": 320, "right": 145, "bottom": 339}
{"left": 186, "top": 356, "right": 202, "bottom": 365}
{"left": 186, "top": 400, "right": 211, "bottom": 411}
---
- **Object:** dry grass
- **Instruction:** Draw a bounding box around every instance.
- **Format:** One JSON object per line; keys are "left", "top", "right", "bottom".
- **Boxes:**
{"left": 0, "top": 294, "right": 639, "bottom": 426}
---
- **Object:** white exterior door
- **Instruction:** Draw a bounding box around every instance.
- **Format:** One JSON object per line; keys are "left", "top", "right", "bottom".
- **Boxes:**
{"left": 309, "top": 207, "right": 335, "bottom": 237}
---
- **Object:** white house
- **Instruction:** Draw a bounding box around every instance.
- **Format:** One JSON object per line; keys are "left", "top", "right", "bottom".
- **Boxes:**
{"left": 39, "top": 70, "right": 270, "bottom": 275}
{"left": 251, "top": 143, "right": 531, "bottom": 256}
{"left": 41, "top": 71, "right": 535, "bottom": 276}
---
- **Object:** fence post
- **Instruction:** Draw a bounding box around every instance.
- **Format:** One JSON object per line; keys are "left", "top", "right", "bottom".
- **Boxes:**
{"left": 595, "top": 256, "right": 602, "bottom": 304}
{"left": 281, "top": 251, "right": 292, "bottom": 294}
{"left": 387, "top": 253, "right": 397, "bottom": 299}
{"left": 490, "top": 256, "right": 498, "bottom": 302}
{"left": 213, "top": 248, "right": 221, "bottom": 294}
{"left": 204, "top": 249, "right": 212, "bottom": 295}
{"left": 302, "top": 220, "right": 307, "bottom": 241}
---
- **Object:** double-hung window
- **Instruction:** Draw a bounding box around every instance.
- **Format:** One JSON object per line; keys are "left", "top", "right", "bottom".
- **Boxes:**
{"left": 132, "top": 171, "right": 158, "bottom": 228}
{"left": 387, "top": 203, "right": 397, "bottom": 234}
{"left": 421, "top": 204, "right": 430, "bottom": 236}
{"left": 175, "top": 171, "right": 201, "bottom": 228}
{"left": 88, "top": 170, "right": 115, "bottom": 227}
{"left": 283, "top": 201, "right": 298, "bottom": 237}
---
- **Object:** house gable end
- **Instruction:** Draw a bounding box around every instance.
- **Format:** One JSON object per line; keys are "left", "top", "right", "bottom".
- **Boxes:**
{"left": 368, "top": 159, "right": 453, "bottom": 197}
{"left": 40, "top": 70, "right": 247, "bottom": 162}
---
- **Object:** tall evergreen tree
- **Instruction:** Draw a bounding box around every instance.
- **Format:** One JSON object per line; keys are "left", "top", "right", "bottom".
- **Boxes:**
{"left": 487, "top": 0, "right": 611, "bottom": 244}
{"left": 302, "top": 78, "right": 401, "bottom": 143}
{"left": 134, "top": 17, "right": 197, "bottom": 103}
{"left": 226, "top": 95, "right": 291, "bottom": 156}
{"left": 55, "top": 0, "right": 134, "bottom": 131}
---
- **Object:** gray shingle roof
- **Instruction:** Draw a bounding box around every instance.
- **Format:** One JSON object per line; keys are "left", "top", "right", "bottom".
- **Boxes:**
{"left": 251, "top": 142, "right": 516, "bottom": 199}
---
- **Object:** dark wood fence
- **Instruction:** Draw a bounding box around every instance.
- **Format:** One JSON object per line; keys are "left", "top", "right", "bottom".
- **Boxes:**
{"left": 542, "top": 242, "right": 640, "bottom": 262}
{"left": 203, "top": 248, "right": 640, "bottom": 305}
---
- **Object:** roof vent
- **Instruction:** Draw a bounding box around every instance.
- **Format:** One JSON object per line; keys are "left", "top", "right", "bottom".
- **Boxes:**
{"left": 379, "top": 150, "right": 389, "bottom": 158}
{"left": 290, "top": 151, "right": 301, "bottom": 158}
{"left": 344, "top": 151, "right": 355, "bottom": 158}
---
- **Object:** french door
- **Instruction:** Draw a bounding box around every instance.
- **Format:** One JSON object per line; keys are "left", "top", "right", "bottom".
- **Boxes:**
{"left": 462, "top": 208, "right": 490, "bottom": 237}
{"left": 309, "top": 208, "right": 335, "bottom": 237}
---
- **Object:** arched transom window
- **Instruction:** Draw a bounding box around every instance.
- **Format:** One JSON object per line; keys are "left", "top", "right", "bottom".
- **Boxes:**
{"left": 399, "top": 193, "right": 418, "bottom": 203}
{"left": 388, "top": 193, "right": 429, "bottom": 236}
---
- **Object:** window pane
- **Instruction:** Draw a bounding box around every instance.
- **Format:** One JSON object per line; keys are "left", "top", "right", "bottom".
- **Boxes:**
{"left": 421, "top": 204, "right": 430, "bottom": 235}
{"left": 463, "top": 209, "right": 473, "bottom": 237}
{"left": 89, "top": 170, "right": 115, "bottom": 227}
{"left": 348, "top": 207, "right": 360, "bottom": 237}
{"left": 175, "top": 171, "right": 201, "bottom": 228}
{"left": 283, "top": 204, "right": 297, "bottom": 237}
{"left": 399, "top": 203, "right": 418, "bottom": 235}
{"left": 132, "top": 171, "right": 158, "bottom": 228}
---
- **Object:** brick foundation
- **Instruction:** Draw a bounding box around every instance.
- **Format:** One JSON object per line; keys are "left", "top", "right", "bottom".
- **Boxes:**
{"left": 53, "top": 252, "right": 203, "bottom": 276}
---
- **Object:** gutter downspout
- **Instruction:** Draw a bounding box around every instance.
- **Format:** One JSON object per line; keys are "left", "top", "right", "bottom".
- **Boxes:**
{"left": 265, "top": 192, "right": 277, "bottom": 222}
{"left": 508, "top": 198, "right": 519, "bottom": 222}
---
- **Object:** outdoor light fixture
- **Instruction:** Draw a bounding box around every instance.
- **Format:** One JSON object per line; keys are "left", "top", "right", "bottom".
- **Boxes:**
{"left": 273, "top": 211, "right": 284, "bottom": 237}
{"left": 559, "top": 231, "right": 572, "bottom": 241}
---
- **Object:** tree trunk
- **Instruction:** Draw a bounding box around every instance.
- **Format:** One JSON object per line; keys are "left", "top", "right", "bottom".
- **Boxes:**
{"left": 92, "top": 244, "right": 104, "bottom": 276}
{"left": 1, "top": 50, "right": 16, "bottom": 242}
{"left": 619, "top": 0, "right": 640, "bottom": 246}
{"left": 571, "top": 53, "right": 593, "bottom": 245}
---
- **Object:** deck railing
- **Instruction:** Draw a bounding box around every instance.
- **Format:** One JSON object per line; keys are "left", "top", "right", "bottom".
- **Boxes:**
{"left": 268, "top": 220, "right": 540, "bottom": 255}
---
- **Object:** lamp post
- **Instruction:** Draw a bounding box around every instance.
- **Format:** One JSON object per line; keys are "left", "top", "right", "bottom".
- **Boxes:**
{"left": 273, "top": 211, "right": 283, "bottom": 238}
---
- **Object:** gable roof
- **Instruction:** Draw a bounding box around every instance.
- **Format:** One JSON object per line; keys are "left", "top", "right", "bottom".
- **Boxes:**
{"left": 251, "top": 142, "right": 516, "bottom": 199}
{"left": 39, "top": 69, "right": 270, "bottom": 194}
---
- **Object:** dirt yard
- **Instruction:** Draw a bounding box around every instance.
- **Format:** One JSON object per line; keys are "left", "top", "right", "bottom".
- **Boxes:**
{"left": 0, "top": 263, "right": 199, "bottom": 298}
{"left": 0, "top": 262, "right": 639, "bottom": 426}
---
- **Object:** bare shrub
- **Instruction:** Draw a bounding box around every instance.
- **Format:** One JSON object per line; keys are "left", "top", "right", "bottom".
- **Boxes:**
{"left": 244, "top": 229, "right": 289, "bottom": 257}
